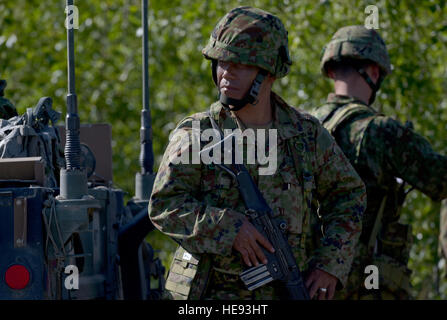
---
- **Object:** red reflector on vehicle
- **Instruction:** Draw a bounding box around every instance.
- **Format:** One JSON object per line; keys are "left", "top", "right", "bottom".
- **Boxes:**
{"left": 5, "top": 264, "right": 30, "bottom": 289}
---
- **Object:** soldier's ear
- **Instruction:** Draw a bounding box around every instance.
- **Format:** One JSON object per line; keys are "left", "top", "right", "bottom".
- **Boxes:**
{"left": 266, "top": 73, "right": 276, "bottom": 87}
{"left": 327, "top": 68, "right": 336, "bottom": 80}
{"left": 367, "top": 63, "right": 380, "bottom": 84}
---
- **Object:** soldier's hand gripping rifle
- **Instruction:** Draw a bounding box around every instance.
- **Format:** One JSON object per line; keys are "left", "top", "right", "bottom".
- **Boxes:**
{"left": 203, "top": 114, "right": 310, "bottom": 300}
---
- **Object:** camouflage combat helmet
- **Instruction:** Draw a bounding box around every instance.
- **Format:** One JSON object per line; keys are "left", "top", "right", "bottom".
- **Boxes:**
{"left": 202, "top": 6, "right": 291, "bottom": 110}
{"left": 203, "top": 6, "right": 291, "bottom": 78}
{"left": 320, "top": 25, "right": 391, "bottom": 77}
{"left": 321, "top": 25, "right": 391, "bottom": 105}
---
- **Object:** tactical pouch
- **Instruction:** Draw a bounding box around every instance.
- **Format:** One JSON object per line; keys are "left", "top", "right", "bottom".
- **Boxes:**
{"left": 372, "top": 253, "right": 412, "bottom": 299}
{"left": 365, "top": 222, "right": 413, "bottom": 299}
{"left": 378, "top": 222, "right": 413, "bottom": 265}
{"left": 164, "top": 246, "right": 212, "bottom": 300}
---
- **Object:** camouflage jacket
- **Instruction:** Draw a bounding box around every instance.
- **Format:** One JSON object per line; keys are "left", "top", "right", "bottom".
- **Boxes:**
{"left": 440, "top": 200, "right": 447, "bottom": 276}
{"left": 312, "top": 94, "right": 447, "bottom": 245}
{"left": 149, "top": 93, "right": 366, "bottom": 297}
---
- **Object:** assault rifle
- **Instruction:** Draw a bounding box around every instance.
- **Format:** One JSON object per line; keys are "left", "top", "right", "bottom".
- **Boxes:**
{"left": 202, "top": 113, "right": 310, "bottom": 300}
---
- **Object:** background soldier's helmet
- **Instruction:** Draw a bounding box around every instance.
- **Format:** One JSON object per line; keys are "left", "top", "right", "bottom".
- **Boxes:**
{"left": 320, "top": 25, "right": 391, "bottom": 77}
{"left": 202, "top": 6, "right": 292, "bottom": 78}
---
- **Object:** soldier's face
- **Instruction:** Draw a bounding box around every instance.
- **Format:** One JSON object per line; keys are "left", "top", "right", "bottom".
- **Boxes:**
{"left": 217, "top": 60, "right": 259, "bottom": 99}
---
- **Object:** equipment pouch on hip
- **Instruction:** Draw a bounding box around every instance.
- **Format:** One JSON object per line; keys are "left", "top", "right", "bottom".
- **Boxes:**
{"left": 378, "top": 222, "right": 413, "bottom": 265}
{"left": 164, "top": 246, "right": 212, "bottom": 300}
{"left": 372, "top": 253, "right": 412, "bottom": 299}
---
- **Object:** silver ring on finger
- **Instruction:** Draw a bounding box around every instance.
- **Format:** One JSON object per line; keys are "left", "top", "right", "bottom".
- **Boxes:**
{"left": 319, "top": 288, "right": 327, "bottom": 293}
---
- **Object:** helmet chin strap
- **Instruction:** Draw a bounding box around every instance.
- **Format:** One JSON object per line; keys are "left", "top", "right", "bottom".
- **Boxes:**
{"left": 211, "top": 60, "right": 268, "bottom": 112}
{"left": 355, "top": 67, "right": 383, "bottom": 105}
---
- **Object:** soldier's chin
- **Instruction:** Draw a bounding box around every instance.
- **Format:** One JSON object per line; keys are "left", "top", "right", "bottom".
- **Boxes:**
{"left": 221, "top": 88, "right": 242, "bottom": 99}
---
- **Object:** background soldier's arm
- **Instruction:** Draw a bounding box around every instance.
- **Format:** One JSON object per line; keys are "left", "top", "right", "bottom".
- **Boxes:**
{"left": 372, "top": 117, "right": 447, "bottom": 201}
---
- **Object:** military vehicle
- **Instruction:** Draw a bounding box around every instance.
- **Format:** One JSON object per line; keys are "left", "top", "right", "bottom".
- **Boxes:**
{"left": 0, "top": 0, "right": 164, "bottom": 300}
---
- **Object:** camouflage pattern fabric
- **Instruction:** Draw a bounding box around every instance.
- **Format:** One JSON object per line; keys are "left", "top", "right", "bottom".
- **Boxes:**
{"left": 0, "top": 80, "right": 18, "bottom": 119}
{"left": 312, "top": 94, "right": 447, "bottom": 299}
{"left": 440, "top": 200, "right": 447, "bottom": 279}
{"left": 202, "top": 6, "right": 292, "bottom": 78}
{"left": 149, "top": 92, "right": 366, "bottom": 299}
{"left": 320, "top": 25, "right": 391, "bottom": 77}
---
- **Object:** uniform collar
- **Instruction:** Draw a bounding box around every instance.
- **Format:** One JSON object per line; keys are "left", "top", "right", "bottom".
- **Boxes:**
{"left": 325, "top": 93, "right": 379, "bottom": 114}
{"left": 209, "top": 92, "right": 304, "bottom": 141}
{"left": 327, "top": 93, "right": 369, "bottom": 106}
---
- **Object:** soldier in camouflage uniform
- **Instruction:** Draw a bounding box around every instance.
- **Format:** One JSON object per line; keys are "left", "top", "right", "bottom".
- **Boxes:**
{"left": 0, "top": 79, "right": 18, "bottom": 119}
{"left": 149, "top": 7, "right": 366, "bottom": 300}
{"left": 311, "top": 25, "right": 447, "bottom": 299}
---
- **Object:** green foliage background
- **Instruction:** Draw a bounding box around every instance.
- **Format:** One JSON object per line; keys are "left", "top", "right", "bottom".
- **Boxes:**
{"left": 1, "top": 0, "right": 446, "bottom": 299}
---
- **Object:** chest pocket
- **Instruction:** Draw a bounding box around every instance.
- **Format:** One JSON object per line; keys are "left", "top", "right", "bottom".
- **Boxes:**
{"left": 284, "top": 137, "right": 316, "bottom": 250}
{"left": 201, "top": 165, "right": 241, "bottom": 210}
{"left": 278, "top": 164, "right": 305, "bottom": 234}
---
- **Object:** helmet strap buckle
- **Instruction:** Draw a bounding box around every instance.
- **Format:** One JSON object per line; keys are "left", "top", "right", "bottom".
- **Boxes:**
{"left": 217, "top": 69, "right": 268, "bottom": 111}
{"left": 248, "top": 70, "right": 268, "bottom": 105}
{"left": 249, "top": 75, "right": 262, "bottom": 102}
{"left": 356, "top": 67, "right": 382, "bottom": 105}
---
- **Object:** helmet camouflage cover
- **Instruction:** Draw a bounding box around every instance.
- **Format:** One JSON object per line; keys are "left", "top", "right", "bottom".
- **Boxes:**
{"left": 202, "top": 6, "right": 292, "bottom": 78}
{"left": 320, "top": 25, "right": 391, "bottom": 77}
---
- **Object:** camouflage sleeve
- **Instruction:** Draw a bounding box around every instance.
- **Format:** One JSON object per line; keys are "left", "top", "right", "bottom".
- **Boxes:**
{"left": 371, "top": 117, "right": 447, "bottom": 201}
{"left": 310, "top": 124, "right": 366, "bottom": 287}
{"left": 440, "top": 200, "right": 447, "bottom": 264}
{"left": 148, "top": 120, "right": 245, "bottom": 256}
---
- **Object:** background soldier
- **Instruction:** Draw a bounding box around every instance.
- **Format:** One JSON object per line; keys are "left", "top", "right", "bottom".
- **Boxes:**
{"left": 149, "top": 7, "right": 366, "bottom": 300}
{"left": 312, "top": 25, "right": 447, "bottom": 299}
